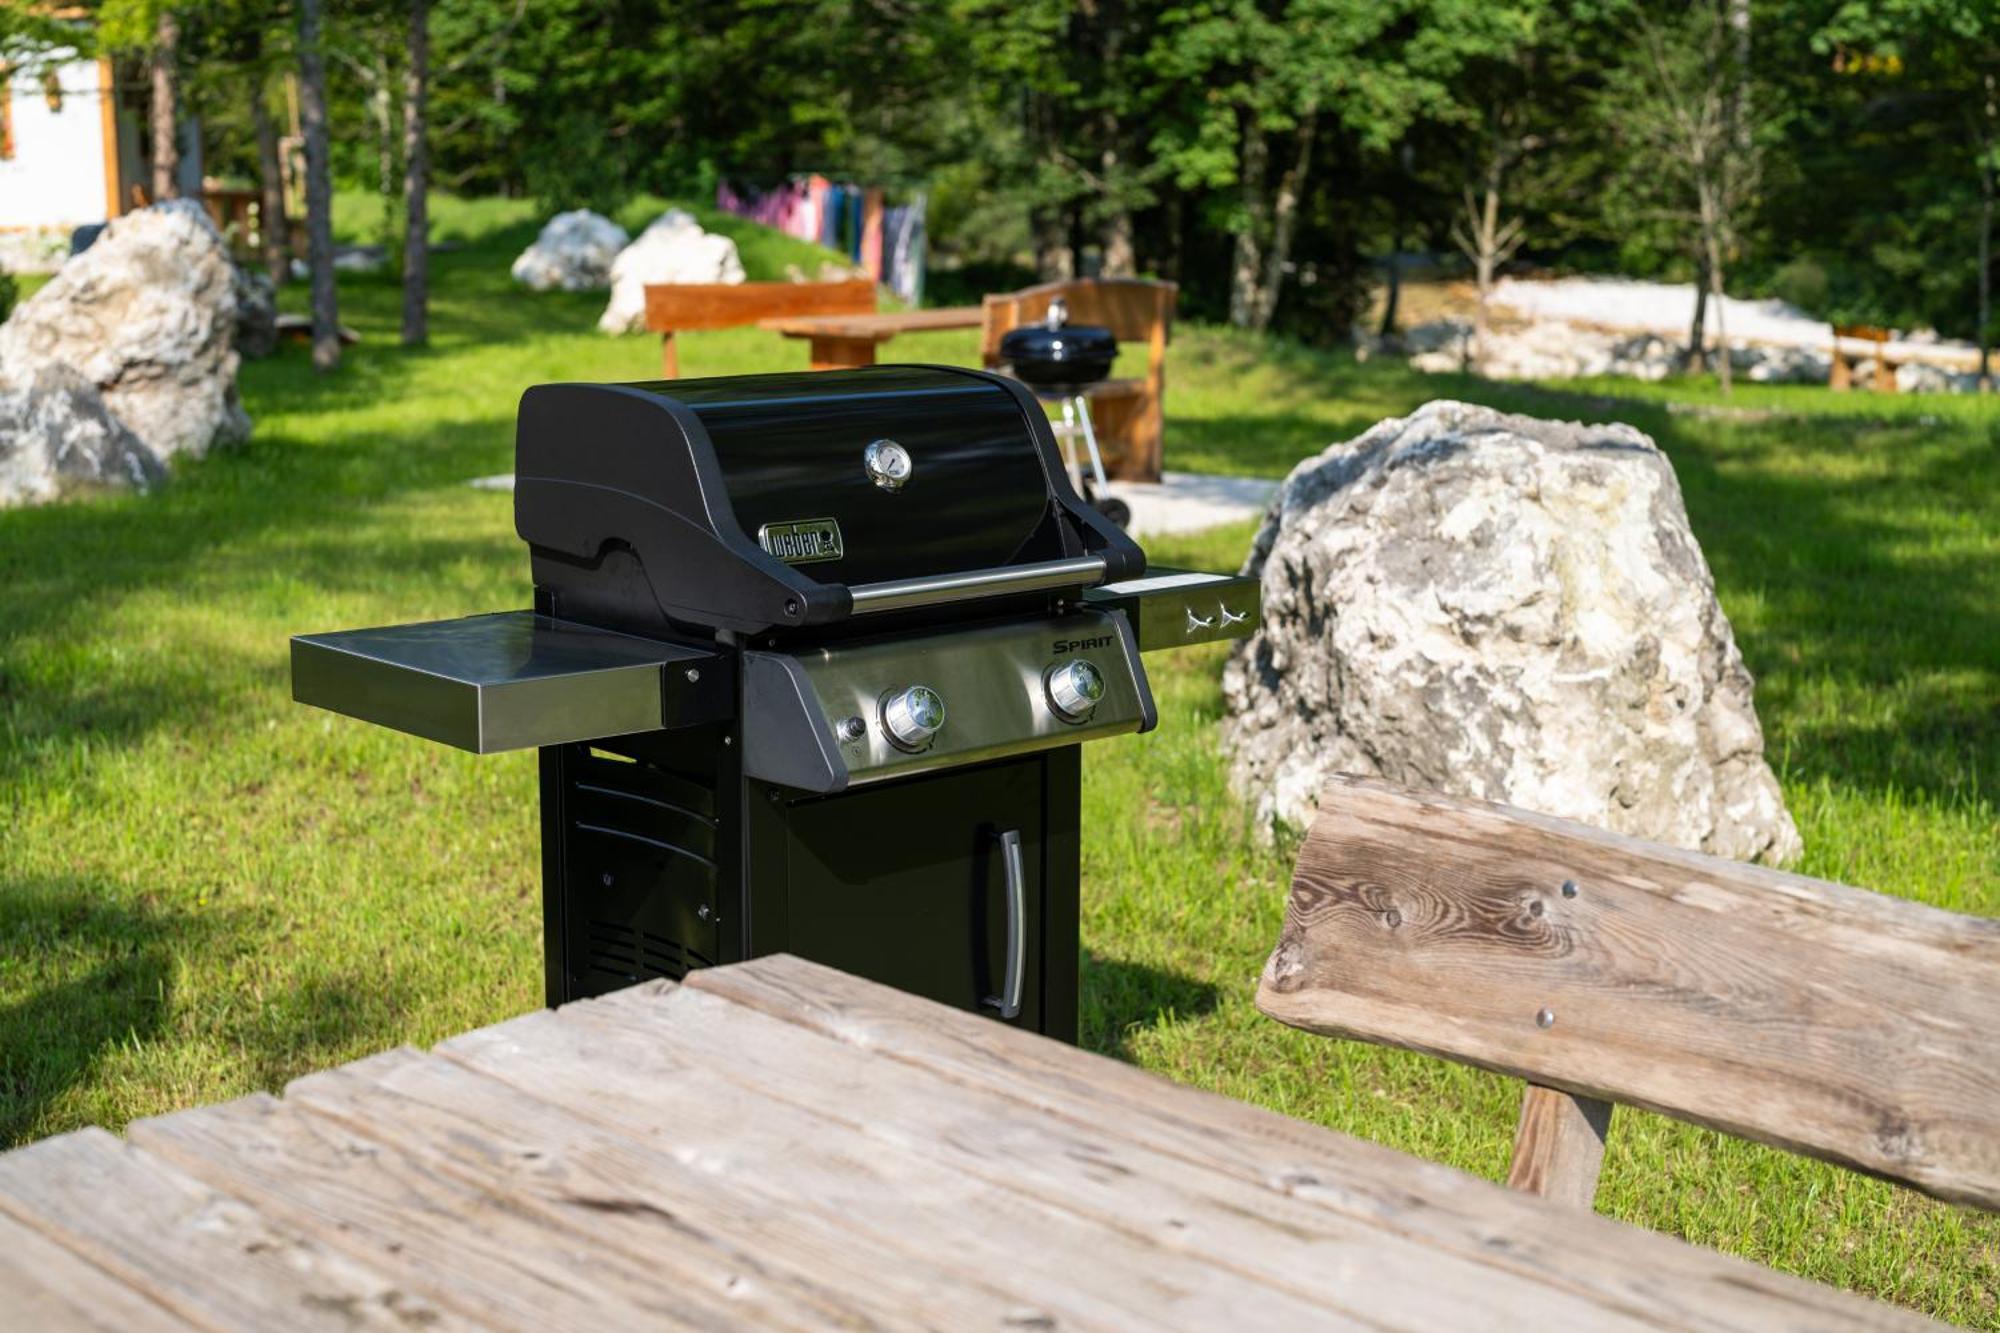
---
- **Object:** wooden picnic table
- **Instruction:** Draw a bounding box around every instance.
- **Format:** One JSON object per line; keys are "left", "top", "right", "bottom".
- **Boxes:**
{"left": 759, "top": 306, "right": 984, "bottom": 370}
{"left": 0, "top": 954, "right": 1924, "bottom": 1330}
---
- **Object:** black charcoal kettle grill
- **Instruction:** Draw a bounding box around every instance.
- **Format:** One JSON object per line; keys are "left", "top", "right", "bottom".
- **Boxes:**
{"left": 998, "top": 298, "right": 1130, "bottom": 529}
{"left": 292, "top": 365, "right": 1257, "bottom": 1039}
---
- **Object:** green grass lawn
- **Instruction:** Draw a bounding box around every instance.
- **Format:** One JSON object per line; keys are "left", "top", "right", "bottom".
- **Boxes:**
{"left": 2, "top": 198, "right": 1995, "bottom": 1322}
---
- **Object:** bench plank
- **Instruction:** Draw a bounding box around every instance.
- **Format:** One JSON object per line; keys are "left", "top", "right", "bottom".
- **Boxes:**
{"left": 689, "top": 954, "right": 1930, "bottom": 1330}
{"left": 1257, "top": 777, "right": 2000, "bottom": 1211}
{"left": 127, "top": 1092, "right": 778, "bottom": 1330}
{"left": 0, "top": 1127, "right": 457, "bottom": 1330}
{"left": 0, "top": 1208, "right": 187, "bottom": 1331}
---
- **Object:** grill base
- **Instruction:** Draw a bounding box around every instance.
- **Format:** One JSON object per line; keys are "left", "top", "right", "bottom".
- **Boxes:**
{"left": 540, "top": 738, "right": 1081, "bottom": 1041}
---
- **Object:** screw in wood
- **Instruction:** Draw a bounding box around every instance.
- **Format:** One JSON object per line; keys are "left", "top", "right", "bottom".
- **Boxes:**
{"left": 1536, "top": 1008, "right": 1556, "bottom": 1029}
{"left": 1561, "top": 879, "right": 1579, "bottom": 899}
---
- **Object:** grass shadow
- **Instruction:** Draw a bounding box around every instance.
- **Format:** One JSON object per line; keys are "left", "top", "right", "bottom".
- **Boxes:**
{"left": 1079, "top": 948, "right": 1222, "bottom": 1062}
{"left": 0, "top": 879, "right": 215, "bottom": 1144}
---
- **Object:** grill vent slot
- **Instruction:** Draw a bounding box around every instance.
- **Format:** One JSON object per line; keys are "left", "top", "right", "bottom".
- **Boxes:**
{"left": 584, "top": 920, "right": 714, "bottom": 983}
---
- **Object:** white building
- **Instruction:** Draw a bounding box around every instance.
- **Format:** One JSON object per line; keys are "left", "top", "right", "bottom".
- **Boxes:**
{"left": 0, "top": 51, "right": 199, "bottom": 270}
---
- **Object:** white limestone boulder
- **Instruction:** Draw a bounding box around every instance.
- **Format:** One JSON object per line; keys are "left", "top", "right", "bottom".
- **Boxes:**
{"left": 1222, "top": 399, "right": 1802, "bottom": 865}
{"left": 511, "top": 209, "right": 630, "bottom": 292}
{"left": 597, "top": 210, "right": 745, "bottom": 335}
{"left": 0, "top": 200, "right": 250, "bottom": 462}
{"left": 0, "top": 364, "right": 165, "bottom": 508}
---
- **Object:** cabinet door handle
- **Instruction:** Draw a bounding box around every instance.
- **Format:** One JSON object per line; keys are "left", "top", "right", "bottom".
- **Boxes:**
{"left": 984, "top": 828, "right": 1026, "bottom": 1020}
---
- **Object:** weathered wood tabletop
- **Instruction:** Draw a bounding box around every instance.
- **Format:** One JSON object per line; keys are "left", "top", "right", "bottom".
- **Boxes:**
{"left": 758, "top": 307, "right": 984, "bottom": 369}
{"left": 0, "top": 954, "right": 1930, "bottom": 1330}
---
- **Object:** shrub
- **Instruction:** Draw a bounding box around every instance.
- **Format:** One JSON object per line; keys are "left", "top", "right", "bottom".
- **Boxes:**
{"left": 1770, "top": 257, "right": 1830, "bottom": 316}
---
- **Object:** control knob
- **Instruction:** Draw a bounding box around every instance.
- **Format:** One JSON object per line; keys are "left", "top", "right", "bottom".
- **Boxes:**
{"left": 880, "top": 685, "right": 945, "bottom": 751}
{"left": 1045, "top": 659, "right": 1105, "bottom": 722}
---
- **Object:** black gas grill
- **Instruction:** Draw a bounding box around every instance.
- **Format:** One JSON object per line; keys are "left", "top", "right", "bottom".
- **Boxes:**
{"left": 292, "top": 365, "right": 1258, "bottom": 1039}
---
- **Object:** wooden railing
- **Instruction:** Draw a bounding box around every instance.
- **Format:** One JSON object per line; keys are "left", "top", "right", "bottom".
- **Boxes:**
{"left": 1258, "top": 776, "right": 2000, "bottom": 1213}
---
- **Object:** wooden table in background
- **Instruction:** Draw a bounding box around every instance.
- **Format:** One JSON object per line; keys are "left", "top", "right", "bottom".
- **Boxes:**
{"left": 0, "top": 955, "right": 1921, "bottom": 1329}
{"left": 760, "top": 306, "right": 984, "bottom": 369}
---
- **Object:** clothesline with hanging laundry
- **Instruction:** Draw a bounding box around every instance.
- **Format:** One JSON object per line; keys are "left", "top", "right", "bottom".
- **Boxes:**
{"left": 715, "top": 176, "right": 928, "bottom": 306}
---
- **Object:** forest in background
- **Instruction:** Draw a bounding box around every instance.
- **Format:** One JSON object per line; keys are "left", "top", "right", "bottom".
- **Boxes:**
{"left": 3, "top": 0, "right": 1998, "bottom": 362}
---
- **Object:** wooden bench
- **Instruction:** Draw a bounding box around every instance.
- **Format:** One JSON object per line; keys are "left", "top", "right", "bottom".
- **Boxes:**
{"left": 1259, "top": 776, "right": 2000, "bottom": 1214}
{"left": 643, "top": 278, "right": 876, "bottom": 377}
{"left": 981, "top": 277, "right": 1176, "bottom": 483}
{"left": 1830, "top": 324, "right": 1899, "bottom": 392}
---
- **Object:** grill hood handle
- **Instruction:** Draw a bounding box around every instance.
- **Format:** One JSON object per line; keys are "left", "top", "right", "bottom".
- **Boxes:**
{"left": 846, "top": 555, "right": 1107, "bottom": 616}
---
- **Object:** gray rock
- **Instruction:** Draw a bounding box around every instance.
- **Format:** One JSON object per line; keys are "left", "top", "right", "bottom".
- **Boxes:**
{"left": 1894, "top": 360, "right": 1977, "bottom": 394}
{"left": 1743, "top": 344, "right": 1829, "bottom": 384}
{"left": 1222, "top": 399, "right": 1802, "bottom": 865}
{"left": 0, "top": 364, "right": 164, "bottom": 508}
{"left": 512, "top": 209, "right": 630, "bottom": 292}
{"left": 0, "top": 200, "right": 250, "bottom": 462}
{"left": 233, "top": 266, "right": 278, "bottom": 360}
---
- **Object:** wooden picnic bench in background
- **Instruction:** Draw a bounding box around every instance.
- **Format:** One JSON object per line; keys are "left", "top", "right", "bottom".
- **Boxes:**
{"left": 642, "top": 277, "right": 877, "bottom": 377}
{"left": 0, "top": 952, "right": 1930, "bottom": 1329}
{"left": 983, "top": 277, "right": 1177, "bottom": 483}
{"left": 1260, "top": 776, "right": 2000, "bottom": 1216}
{"left": 1829, "top": 322, "right": 1984, "bottom": 392}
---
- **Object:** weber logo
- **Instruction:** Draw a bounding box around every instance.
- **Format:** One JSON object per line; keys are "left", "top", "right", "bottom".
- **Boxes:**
{"left": 757, "top": 518, "right": 845, "bottom": 565}
{"left": 1052, "top": 634, "right": 1115, "bottom": 654}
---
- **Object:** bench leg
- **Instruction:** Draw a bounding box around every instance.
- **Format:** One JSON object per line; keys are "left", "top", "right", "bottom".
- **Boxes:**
{"left": 808, "top": 336, "right": 878, "bottom": 371}
{"left": 661, "top": 331, "right": 680, "bottom": 379}
{"left": 1505, "top": 1084, "right": 1613, "bottom": 1209}
{"left": 1829, "top": 348, "right": 1850, "bottom": 391}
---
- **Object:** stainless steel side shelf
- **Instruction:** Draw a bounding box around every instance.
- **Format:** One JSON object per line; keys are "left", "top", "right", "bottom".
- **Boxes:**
{"left": 1082, "top": 567, "right": 1262, "bottom": 652}
{"left": 291, "top": 611, "right": 725, "bottom": 754}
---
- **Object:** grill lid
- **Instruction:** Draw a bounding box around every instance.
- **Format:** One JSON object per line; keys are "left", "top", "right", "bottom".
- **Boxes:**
{"left": 998, "top": 297, "right": 1118, "bottom": 387}
{"left": 515, "top": 365, "right": 1141, "bottom": 637}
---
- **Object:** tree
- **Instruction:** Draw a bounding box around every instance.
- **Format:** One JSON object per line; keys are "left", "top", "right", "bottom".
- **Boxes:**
{"left": 1602, "top": 2, "right": 1764, "bottom": 392}
{"left": 1149, "top": 0, "right": 1519, "bottom": 332}
{"left": 148, "top": 9, "right": 180, "bottom": 199}
{"left": 1819, "top": 1, "right": 2000, "bottom": 390}
{"left": 98, "top": 1, "right": 191, "bottom": 204}
{"left": 251, "top": 76, "right": 287, "bottom": 284}
{"left": 296, "top": 0, "right": 339, "bottom": 372}
{"left": 1448, "top": 0, "right": 1554, "bottom": 371}
{"left": 402, "top": 0, "right": 428, "bottom": 346}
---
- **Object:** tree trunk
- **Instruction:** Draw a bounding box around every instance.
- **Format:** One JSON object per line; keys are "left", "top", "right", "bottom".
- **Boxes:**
{"left": 1096, "top": 7, "right": 1134, "bottom": 279}
{"left": 297, "top": 0, "right": 341, "bottom": 373}
{"left": 1100, "top": 187, "right": 1135, "bottom": 278}
{"left": 149, "top": 10, "right": 181, "bottom": 202}
{"left": 1379, "top": 248, "right": 1402, "bottom": 341}
{"left": 1379, "top": 140, "right": 1414, "bottom": 340}
{"left": 1980, "top": 76, "right": 1995, "bottom": 393}
{"left": 1686, "top": 257, "right": 1709, "bottom": 372}
{"left": 402, "top": 0, "right": 430, "bottom": 347}
{"left": 1727, "top": 0, "right": 1751, "bottom": 151}
{"left": 1228, "top": 120, "right": 1269, "bottom": 329}
{"left": 1252, "top": 117, "right": 1316, "bottom": 333}
{"left": 1034, "top": 210, "right": 1074, "bottom": 282}
{"left": 1471, "top": 179, "right": 1502, "bottom": 372}
{"left": 1702, "top": 188, "right": 1732, "bottom": 395}
{"left": 252, "top": 87, "right": 289, "bottom": 285}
